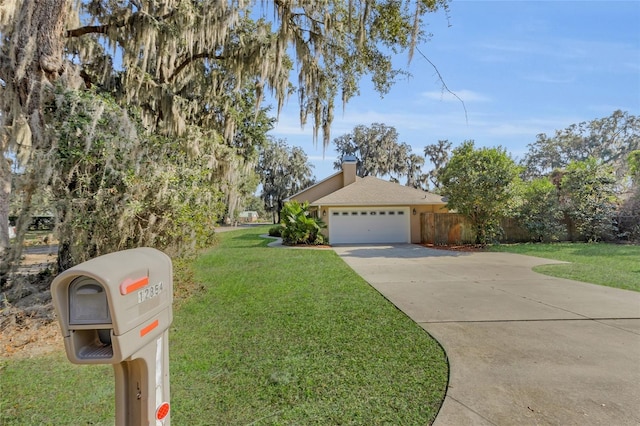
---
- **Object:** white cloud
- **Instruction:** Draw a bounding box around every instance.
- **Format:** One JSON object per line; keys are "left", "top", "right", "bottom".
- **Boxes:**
{"left": 421, "top": 89, "right": 491, "bottom": 103}
{"left": 471, "top": 114, "right": 583, "bottom": 136}
{"left": 270, "top": 120, "right": 312, "bottom": 136}
{"left": 271, "top": 107, "right": 453, "bottom": 140}
{"left": 307, "top": 154, "right": 338, "bottom": 162}
{"left": 522, "top": 73, "right": 575, "bottom": 84}
{"left": 474, "top": 36, "right": 640, "bottom": 76}
{"left": 476, "top": 41, "right": 533, "bottom": 55}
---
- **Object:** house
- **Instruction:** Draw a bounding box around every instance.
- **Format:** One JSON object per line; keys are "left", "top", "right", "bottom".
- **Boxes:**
{"left": 287, "top": 157, "right": 448, "bottom": 244}
{"left": 238, "top": 211, "right": 260, "bottom": 222}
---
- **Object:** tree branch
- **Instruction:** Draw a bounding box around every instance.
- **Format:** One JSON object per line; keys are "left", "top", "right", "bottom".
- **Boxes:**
{"left": 66, "top": 25, "right": 109, "bottom": 38}
{"left": 66, "top": 11, "right": 175, "bottom": 38}
{"left": 167, "top": 52, "right": 226, "bottom": 83}
{"left": 416, "top": 46, "right": 468, "bottom": 125}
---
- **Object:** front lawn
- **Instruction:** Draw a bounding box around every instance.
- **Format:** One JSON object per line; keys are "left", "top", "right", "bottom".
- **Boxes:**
{"left": 1, "top": 226, "right": 448, "bottom": 425}
{"left": 490, "top": 242, "right": 640, "bottom": 292}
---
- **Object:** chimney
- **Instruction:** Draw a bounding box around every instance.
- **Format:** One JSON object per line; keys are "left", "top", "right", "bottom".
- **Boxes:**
{"left": 342, "top": 156, "right": 357, "bottom": 187}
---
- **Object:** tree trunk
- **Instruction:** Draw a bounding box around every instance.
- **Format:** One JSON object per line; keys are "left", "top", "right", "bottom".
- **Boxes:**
{"left": 57, "top": 242, "right": 74, "bottom": 273}
{"left": 0, "top": 0, "right": 68, "bottom": 279}
{"left": 276, "top": 200, "right": 283, "bottom": 224}
{"left": 0, "top": 158, "right": 11, "bottom": 254}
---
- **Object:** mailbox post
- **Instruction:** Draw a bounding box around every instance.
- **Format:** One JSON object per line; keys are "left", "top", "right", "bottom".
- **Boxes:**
{"left": 51, "top": 247, "right": 173, "bottom": 425}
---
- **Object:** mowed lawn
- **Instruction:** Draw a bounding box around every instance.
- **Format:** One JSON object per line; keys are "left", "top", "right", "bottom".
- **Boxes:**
{"left": 490, "top": 242, "right": 640, "bottom": 292}
{"left": 1, "top": 226, "right": 448, "bottom": 425}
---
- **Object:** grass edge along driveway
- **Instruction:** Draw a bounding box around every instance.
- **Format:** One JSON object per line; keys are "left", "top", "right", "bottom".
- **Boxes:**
{"left": 1, "top": 226, "right": 448, "bottom": 425}
{"left": 490, "top": 242, "right": 640, "bottom": 292}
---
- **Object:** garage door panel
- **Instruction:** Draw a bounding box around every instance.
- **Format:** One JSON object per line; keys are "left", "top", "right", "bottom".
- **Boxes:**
{"left": 329, "top": 207, "right": 409, "bottom": 244}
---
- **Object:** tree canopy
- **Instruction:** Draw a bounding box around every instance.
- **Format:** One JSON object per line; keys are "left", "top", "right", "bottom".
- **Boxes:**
{"left": 515, "top": 177, "right": 565, "bottom": 243}
{"left": 423, "top": 139, "right": 452, "bottom": 191}
{"left": 518, "top": 111, "right": 639, "bottom": 242}
{"left": 439, "top": 140, "right": 521, "bottom": 245}
{"left": 560, "top": 158, "right": 618, "bottom": 242}
{"left": 521, "top": 110, "right": 640, "bottom": 183}
{"left": 1, "top": 0, "right": 450, "bottom": 150}
{"left": 333, "top": 122, "right": 413, "bottom": 180}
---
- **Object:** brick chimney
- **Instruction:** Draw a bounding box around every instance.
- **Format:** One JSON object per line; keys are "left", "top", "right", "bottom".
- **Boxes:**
{"left": 342, "top": 156, "right": 357, "bottom": 187}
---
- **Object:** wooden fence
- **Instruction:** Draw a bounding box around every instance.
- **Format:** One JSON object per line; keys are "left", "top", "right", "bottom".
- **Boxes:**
{"left": 420, "top": 213, "right": 531, "bottom": 245}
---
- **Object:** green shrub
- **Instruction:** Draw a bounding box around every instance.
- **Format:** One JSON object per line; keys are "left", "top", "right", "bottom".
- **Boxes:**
{"left": 280, "top": 201, "right": 327, "bottom": 245}
{"left": 516, "top": 177, "right": 565, "bottom": 242}
{"left": 268, "top": 225, "right": 283, "bottom": 237}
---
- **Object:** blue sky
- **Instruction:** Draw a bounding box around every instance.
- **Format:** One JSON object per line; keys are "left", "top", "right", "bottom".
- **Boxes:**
{"left": 267, "top": 0, "right": 640, "bottom": 180}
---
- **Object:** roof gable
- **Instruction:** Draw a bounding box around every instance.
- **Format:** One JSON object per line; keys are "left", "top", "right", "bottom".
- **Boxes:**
{"left": 286, "top": 170, "right": 342, "bottom": 202}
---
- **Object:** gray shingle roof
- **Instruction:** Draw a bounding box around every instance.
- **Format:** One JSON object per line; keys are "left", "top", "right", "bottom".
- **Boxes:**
{"left": 311, "top": 176, "right": 446, "bottom": 206}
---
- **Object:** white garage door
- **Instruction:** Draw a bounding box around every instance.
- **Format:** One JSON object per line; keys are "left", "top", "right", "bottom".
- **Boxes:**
{"left": 329, "top": 207, "right": 410, "bottom": 244}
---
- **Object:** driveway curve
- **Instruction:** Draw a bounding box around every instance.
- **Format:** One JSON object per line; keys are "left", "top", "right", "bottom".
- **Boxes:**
{"left": 333, "top": 244, "right": 640, "bottom": 426}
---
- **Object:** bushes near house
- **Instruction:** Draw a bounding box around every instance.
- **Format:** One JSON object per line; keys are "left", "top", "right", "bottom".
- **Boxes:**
{"left": 516, "top": 177, "right": 566, "bottom": 242}
{"left": 268, "top": 225, "right": 283, "bottom": 237}
{"left": 280, "top": 201, "right": 327, "bottom": 245}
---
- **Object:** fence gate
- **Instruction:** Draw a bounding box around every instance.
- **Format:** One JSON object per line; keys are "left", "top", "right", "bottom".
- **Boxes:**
{"left": 421, "top": 213, "right": 475, "bottom": 245}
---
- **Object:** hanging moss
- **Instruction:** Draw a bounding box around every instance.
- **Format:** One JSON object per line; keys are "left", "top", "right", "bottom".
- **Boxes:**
{"left": 46, "top": 86, "right": 228, "bottom": 269}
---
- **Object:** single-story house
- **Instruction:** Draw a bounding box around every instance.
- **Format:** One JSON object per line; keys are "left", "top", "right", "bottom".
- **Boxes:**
{"left": 238, "top": 211, "right": 260, "bottom": 222}
{"left": 287, "top": 158, "right": 448, "bottom": 244}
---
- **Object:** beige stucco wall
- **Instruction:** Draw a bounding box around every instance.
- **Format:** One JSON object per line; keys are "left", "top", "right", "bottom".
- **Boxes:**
{"left": 289, "top": 161, "right": 357, "bottom": 205}
{"left": 289, "top": 173, "right": 344, "bottom": 205}
{"left": 342, "top": 161, "right": 357, "bottom": 186}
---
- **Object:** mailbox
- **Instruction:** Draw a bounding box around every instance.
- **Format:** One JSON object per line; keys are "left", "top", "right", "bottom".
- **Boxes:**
{"left": 51, "top": 247, "right": 173, "bottom": 425}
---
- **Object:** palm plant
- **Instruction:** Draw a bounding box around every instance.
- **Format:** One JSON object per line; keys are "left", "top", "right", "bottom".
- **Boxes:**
{"left": 280, "top": 201, "right": 327, "bottom": 245}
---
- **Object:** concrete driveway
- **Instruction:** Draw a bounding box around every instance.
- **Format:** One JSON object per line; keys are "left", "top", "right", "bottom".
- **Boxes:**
{"left": 333, "top": 244, "right": 640, "bottom": 426}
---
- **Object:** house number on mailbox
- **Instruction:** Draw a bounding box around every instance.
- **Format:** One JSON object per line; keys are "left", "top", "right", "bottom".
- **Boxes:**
{"left": 138, "top": 282, "right": 164, "bottom": 304}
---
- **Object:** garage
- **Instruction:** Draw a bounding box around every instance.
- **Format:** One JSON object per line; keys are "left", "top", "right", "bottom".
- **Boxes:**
{"left": 328, "top": 207, "right": 410, "bottom": 244}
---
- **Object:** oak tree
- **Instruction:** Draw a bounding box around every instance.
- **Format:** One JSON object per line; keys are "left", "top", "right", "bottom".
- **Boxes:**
{"left": 333, "top": 123, "right": 414, "bottom": 181}
{"left": 522, "top": 110, "right": 639, "bottom": 183}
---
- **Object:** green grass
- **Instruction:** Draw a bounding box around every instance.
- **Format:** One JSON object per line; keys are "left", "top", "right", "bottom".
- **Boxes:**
{"left": 1, "top": 226, "right": 448, "bottom": 425}
{"left": 490, "top": 242, "right": 640, "bottom": 292}
{"left": 0, "top": 354, "right": 114, "bottom": 424}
